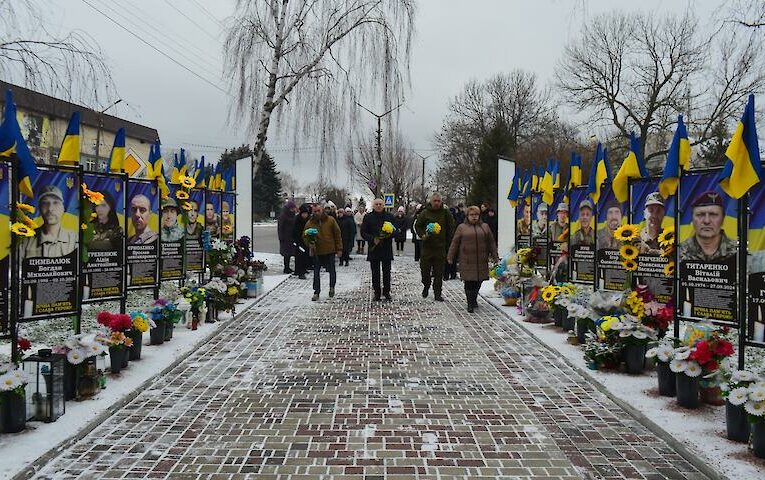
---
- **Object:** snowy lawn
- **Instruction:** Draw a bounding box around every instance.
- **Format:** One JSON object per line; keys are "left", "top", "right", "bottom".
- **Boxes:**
{"left": 0, "top": 273, "right": 289, "bottom": 480}
{"left": 480, "top": 283, "right": 765, "bottom": 480}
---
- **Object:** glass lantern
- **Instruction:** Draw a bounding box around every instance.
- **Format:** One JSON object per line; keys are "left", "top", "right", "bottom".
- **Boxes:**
{"left": 22, "top": 349, "right": 66, "bottom": 422}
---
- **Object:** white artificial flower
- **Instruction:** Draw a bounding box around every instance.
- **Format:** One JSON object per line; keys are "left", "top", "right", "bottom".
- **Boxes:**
{"left": 685, "top": 362, "right": 703, "bottom": 377}
{"left": 0, "top": 372, "right": 20, "bottom": 391}
{"left": 645, "top": 347, "right": 658, "bottom": 358}
{"left": 728, "top": 387, "right": 750, "bottom": 406}
{"left": 674, "top": 347, "right": 691, "bottom": 360}
{"left": 748, "top": 383, "right": 765, "bottom": 402}
{"left": 619, "top": 330, "right": 631, "bottom": 338}
{"left": 64, "top": 336, "right": 79, "bottom": 349}
{"left": 0, "top": 362, "right": 12, "bottom": 375}
{"left": 732, "top": 370, "right": 755, "bottom": 383}
{"left": 744, "top": 400, "right": 765, "bottom": 417}
{"left": 656, "top": 346, "right": 674, "bottom": 363}
{"left": 66, "top": 349, "right": 85, "bottom": 365}
{"left": 670, "top": 359, "right": 688, "bottom": 373}
{"left": 633, "top": 331, "right": 648, "bottom": 340}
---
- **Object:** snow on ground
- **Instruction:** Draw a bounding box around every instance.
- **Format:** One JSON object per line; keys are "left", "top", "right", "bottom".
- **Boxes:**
{"left": 479, "top": 283, "right": 765, "bottom": 480}
{"left": 0, "top": 273, "right": 288, "bottom": 480}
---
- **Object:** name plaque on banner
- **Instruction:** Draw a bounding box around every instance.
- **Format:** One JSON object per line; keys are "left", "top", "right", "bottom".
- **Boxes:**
{"left": 184, "top": 189, "right": 205, "bottom": 272}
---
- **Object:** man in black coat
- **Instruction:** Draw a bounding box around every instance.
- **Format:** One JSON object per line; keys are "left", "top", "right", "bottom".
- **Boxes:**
{"left": 337, "top": 207, "right": 356, "bottom": 266}
{"left": 291, "top": 203, "right": 312, "bottom": 279}
{"left": 277, "top": 201, "right": 297, "bottom": 273}
{"left": 361, "top": 198, "right": 396, "bottom": 301}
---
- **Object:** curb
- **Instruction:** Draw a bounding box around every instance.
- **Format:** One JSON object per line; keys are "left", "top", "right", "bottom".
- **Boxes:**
{"left": 481, "top": 293, "right": 728, "bottom": 480}
{"left": 13, "top": 275, "right": 289, "bottom": 480}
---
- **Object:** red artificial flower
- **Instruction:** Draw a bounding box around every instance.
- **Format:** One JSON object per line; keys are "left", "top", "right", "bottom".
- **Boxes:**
{"left": 17, "top": 337, "right": 31, "bottom": 352}
{"left": 706, "top": 360, "right": 719, "bottom": 371}
{"left": 96, "top": 311, "right": 113, "bottom": 326}
{"left": 690, "top": 341, "right": 712, "bottom": 365}
{"left": 113, "top": 314, "right": 133, "bottom": 332}
{"left": 714, "top": 340, "right": 734, "bottom": 357}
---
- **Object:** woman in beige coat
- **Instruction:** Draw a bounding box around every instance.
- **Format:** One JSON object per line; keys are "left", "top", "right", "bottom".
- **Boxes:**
{"left": 447, "top": 206, "right": 498, "bottom": 312}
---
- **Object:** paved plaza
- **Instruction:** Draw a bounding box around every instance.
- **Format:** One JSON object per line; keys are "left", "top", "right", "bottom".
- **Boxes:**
{"left": 31, "top": 259, "right": 706, "bottom": 479}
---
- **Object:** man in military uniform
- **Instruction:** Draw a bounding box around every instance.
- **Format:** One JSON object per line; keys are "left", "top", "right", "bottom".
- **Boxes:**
{"left": 597, "top": 199, "right": 623, "bottom": 250}
{"left": 517, "top": 202, "right": 531, "bottom": 235}
{"left": 415, "top": 192, "right": 456, "bottom": 301}
{"left": 128, "top": 194, "right": 158, "bottom": 245}
{"left": 161, "top": 198, "right": 184, "bottom": 242}
{"left": 184, "top": 200, "right": 204, "bottom": 240}
{"left": 532, "top": 202, "right": 548, "bottom": 237}
{"left": 19, "top": 185, "right": 77, "bottom": 260}
{"left": 679, "top": 190, "right": 736, "bottom": 261}
{"left": 639, "top": 192, "right": 665, "bottom": 254}
{"left": 549, "top": 202, "right": 568, "bottom": 242}
{"left": 571, "top": 199, "right": 595, "bottom": 247}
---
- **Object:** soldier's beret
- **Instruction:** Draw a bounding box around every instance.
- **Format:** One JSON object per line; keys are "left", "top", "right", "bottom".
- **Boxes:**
{"left": 692, "top": 190, "right": 724, "bottom": 208}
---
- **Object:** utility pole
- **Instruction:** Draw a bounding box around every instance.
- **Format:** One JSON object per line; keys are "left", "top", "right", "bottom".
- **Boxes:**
{"left": 415, "top": 153, "right": 432, "bottom": 201}
{"left": 355, "top": 102, "right": 403, "bottom": 198}
{"left": 94, "top": 98, "right": 123, "bottom": 168}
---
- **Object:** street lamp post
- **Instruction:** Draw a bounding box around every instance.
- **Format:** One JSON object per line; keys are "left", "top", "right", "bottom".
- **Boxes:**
{"left": 94, "top": 98, "right": 123, "bottom": 167}
{"left": 415, "top": 153, "right": 432, "bottom": 201}
{"left": 355, "top": 102, "right": 403, "bottom": 198}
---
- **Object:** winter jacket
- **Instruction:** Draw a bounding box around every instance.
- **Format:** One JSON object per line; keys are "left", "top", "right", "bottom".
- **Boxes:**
{"left": 277, "top": 207, "right": 296, "bottom": 256}
{"left": 447, "top": 220, "right": 498, "bottom": 282}
{"left": 392, "top": 214, "right": 408, "bottom": 241}
{"left": 361, "top": 210, "right": 396, "bottom": 261}
{"left": 484, "top": 210, "right": 499, "bottom": 245}
{"left": 415, "top": 204, "right": 456, "bottom": 259}
{"left": 338, "top": 215, "right": 357, "bottom": 249}
{"left": 303, "top": 213, "right": 342, "bottom": 256}
{"left": 354, "top": 211, "right": 365, "bottom": 241}
{"left": 292, "top": 211, "right": 310, "bottom": 254}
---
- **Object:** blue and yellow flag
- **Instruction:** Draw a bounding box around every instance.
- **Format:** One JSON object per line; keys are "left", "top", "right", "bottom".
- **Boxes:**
{"left": 0, "top": 90, "right": 39, "bottom": 198}
{"left": 507, "top": 169, "right": 521, "bottom": 207}
{"left": 195, "top": 155, "right": 206, "bottom": 187}
{"left": 171, "top": 148, "right": 188, "bottom": 184}
{"left": 588, "top": 142, "right": 610, "bottom": 204}
{"left": 58, "top": 112, "right": 80, "bottom": 165}
{"left": 659, "top": 115, "right": 691, "bottom": 198}
{"left": 213, "top": 162, "right": 223, "bottom": 190}
{"left": 569, "top": 152, "right": 582, "bottom": 189}
{"left": 552, "top": 159, "right": 561, "bottom": 189}
{"left": 522, "top": 168, "right": 532, "bottom": 200}
{"left": 108, "top": 128, "right": 126, "bottom": 173}
{"left": 613, "top": 132, "right": 647, "bottom": 203}
{"left": 541, "top": 159, "right": 555, "bottom": 205}
{"left": 719, "top": 94, "right": 762, "bottom": 199}
{"left": 150, "top": 140, "right": 170, "bottom": 199}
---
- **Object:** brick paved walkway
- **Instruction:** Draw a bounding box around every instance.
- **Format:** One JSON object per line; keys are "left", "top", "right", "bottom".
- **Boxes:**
{"left": 32, "top": 259, "right": 707, "bottom": 479}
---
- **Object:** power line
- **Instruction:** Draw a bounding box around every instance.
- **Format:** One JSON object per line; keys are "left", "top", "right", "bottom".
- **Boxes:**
{"left": 80, "top": 0, "right": 229, "bottom": 95}
{"left": 185, "top": 0, "right": 225, "bottom": 28}
{"left": 164, "top": 0, "right": 221, "bottom": 42}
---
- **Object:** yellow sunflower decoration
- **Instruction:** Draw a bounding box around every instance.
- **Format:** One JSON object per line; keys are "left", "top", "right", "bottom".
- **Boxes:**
{"left": 11, "top": 222, "right": 35, "bottom": 237}
{"left": 541, "top": 286, "right": 557, "bottom": 302}
{"left": 622, "top": 259, "right": 638, "bottom": 271}
{"left": 181, "top": 201, "right": 193, "bottom": 211}
{"left": 619, "top": 244, "right": 639, "bottom": 260}
{"left": 176, "top": 190, "right": 190, "bottom": 200}
{"left": 613, "top": 224, "right": 640, "bottom": 242}
{"left": 179, "top": 175, "right": 196, "bottom": 189}
{"left": 15, "top": 202, "right": 35, "bottom": 213}
{"left": 20, "top": 214, "right": 37, "bottom": 230}
{"left": 658, "top": 227, "right": 675, "bottom": 247}
{"left": 664, "top": 261, "right": 675, "bottom": 277}
{"left": 660, "top": 244, "right": 674, "bottom": 258}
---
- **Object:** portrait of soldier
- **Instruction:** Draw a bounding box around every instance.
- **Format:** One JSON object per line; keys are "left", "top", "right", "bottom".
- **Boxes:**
{"left": 678, "top": 190, "right": 736, "bottom": 262}
{"left": 127, "top": 194, "right": 158, "bottom": 245}
{"left": 532, "top": 202, "right": 548, "bottom": 237}
{"left": 517, "top": 202, "right": 531, "bottom": 236}
{"left": 571, "top": 198, "right": 595, "bottom": 247}
{"left": 184, "top": 200, "right": 204, "bottom": 240}
{"left": 205, "top": 201, "right": 220, "bottom": 236}
{"left": 19, "top": 185, "right": 77, "bottom": 260}
{"left": 597, "top": 199, "right": 623, "bottom": 250}
{"left": 161, "top": 197, "right": 184, "bottom": 242}
{"left": 549, "top": 202, "right": 569, "bottom": 242}
{"left": 639, "top": 192, "right": 666, "bottom": 254}
{"left": 222, "top": 200, "right": 233, "bottom": 235}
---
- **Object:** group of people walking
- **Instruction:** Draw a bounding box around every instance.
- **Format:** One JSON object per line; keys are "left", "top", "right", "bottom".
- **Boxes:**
{"left": 276, "top": 193, "right": 498, "bottom": 311}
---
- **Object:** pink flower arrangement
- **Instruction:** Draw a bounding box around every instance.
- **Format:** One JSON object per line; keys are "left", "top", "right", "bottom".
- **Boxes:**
{"left": 96, "top": 311, "right": 133, "bottom": 332}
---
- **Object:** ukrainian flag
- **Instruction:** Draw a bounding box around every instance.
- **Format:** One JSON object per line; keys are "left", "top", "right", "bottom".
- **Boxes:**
{"left": 108, "top": 128, "right": 126, "bottom": 173}
{"left": 588, "top": 142, "right": 610, "bottom": 204}
{"left": 522, "top": 168, "right": 532, "bottom": 203}
{"left": 58, "top": 112, "right": 81, "bottom": 165}
{"left": 719, "top": 94, "right": 762, "bottom": 199}
{"left": 171, "top": 148, "right": 188, "bottom": 184}
{"left": 151, "top": 141, "right": 170, "bottom": 199}
{"left": 659, "top": 115, "right": 691, "bottom": 198}
{"left": 508, "top": 169, "right": 521, "bottom": 207}
{"left": 569, "top": 152, "right": 582, "bottom": 189}
{"left": 213, "top": 162, "right": 223, "bottom": 191}
{"left": 552, "top": 159, "right": 561, "bottom": 189}
{"left": 0, "top": 90, "right": 39, "bottom": 198}
{"left": 613, "top": 132, "right": 647, "bottom": 203}
{"left": 195, "top": 155, "right": 206, "bottom": 188}
{"left": 541, "top": 159, "right": 555, "bottom": 205}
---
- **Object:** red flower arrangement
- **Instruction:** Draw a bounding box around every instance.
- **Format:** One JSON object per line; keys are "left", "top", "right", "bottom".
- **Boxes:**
{"left": 17, "top": 337, "right": 32, "bottom": 352}
{"left": 688, "top": 332, "right": 735, "bottom": 374}
{"left": 97, "top": 311, "right": 133, "bottom": 332}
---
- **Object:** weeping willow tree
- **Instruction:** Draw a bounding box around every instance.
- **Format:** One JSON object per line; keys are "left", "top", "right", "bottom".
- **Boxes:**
{"left": 224, "top": 0, "right": 416, "bottom": 177}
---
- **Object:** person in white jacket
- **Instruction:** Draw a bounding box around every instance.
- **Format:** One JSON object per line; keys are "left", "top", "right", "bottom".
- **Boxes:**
{"left": 354, "top": 207, "right": 366, "bottom": 254}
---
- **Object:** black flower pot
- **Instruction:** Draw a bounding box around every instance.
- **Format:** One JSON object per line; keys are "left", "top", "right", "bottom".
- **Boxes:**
{"left": 0, "top": 390, "right": 26, "bottom": 433}
{"left": 163, "top": 320, "right": 174, "bottom": 341}
{"left": 553, "top": 308, "right": 564, "bottom": 327}
{"left": 753, "top": 421, "right": 765, "bottom": 459}
{"left": 121, "top": 346, "right": 129, "bottom": 368}
{"left": 676, "top": 374, "right": 700, "bottom": 409}
{"left": 576, "top": 319, "right": 590, "bottom": 344}
{"left": 725, "top": 401, "right": 750, "bottom": 442}
{"left": 562, "top": 316, "right": 575, "bottom": 332}
{"left": 150, "top": 321, "right": 165, "bottom": 345}
{"left": 128, "top": 330, "right": 143, "bottom": 360}
{"left": 624, "top": 344, "right": 646, "bottom": 375}
{"left": 109, "top": 347, "right": 125, "bottom": 374}
{"left": 63, "top": 362, "right": 78, "bottom": 400}
{"left": 656, "top": 362, "right": 676, "bottom": 397}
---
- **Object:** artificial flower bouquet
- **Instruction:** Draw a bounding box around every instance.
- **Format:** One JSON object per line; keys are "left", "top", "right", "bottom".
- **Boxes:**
{"left": 516, "top": 247, "right": 541, "bottom": 275}
{"left": 130, "top": 311, "right": 152, "bottom": 333}
{"left": 425, "top": 222, "right": 441, "bottom": 236}
{"left": 304, "top": 227, "right": 319, "bottom": 255}
{"left": 206, "top": 238, "right": 234, "bottom": 273}
{"left": 608, "top": 314, "right": 658, "bottom": 346}
{"left": 204, "top": 278, "right": 239, "bottom": 312}
{"left": 371, "top": 221, "right": 396, "bottom": 250}
{"left": 721, "top": 369, "right": 765, "bottom": 422}
{"left": 583, "top": 335, "right": 622, "bottom": 369}
{"left": 179, "top": 285, "right": 207, "bottom": 315}
{"left": 96, "top": 311, "right": 133, "bottom": 333}
{"left": 54, "top": 333, "right": 106, "bottom": 365}
{"left": 0, "top": 362, "right": 29, "bottom": 396}
{"left": 102, "top": 331, "right": 133, "bottom": 350}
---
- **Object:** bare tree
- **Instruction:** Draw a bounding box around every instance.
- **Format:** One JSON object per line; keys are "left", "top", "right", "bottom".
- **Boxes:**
{"left": 0, "top": 0, "right": 115, "bottom": 106}
{"left": 724, "top": 0, "right": 765, "bottom": 28}
{"left": 556, "top": 10, "right": 765, "bottom": 169}
{"left": 224, "top": 0, "right": 416, "bottom": 177}
{"left": 278, "top": 171, "right": 300, "bottom": 198}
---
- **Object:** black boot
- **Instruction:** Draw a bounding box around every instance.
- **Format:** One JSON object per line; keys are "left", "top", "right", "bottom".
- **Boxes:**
{"left": 422, "top": 285, "right": 429, "bottom": 298}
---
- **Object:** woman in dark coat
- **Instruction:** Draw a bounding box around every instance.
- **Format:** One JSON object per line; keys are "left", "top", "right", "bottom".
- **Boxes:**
{"left": 337, "top": 207, "right": 357, "bottom": 266}
{"left": 392, "top": 206, "right": 408, "bottom": 256}
{"left": 447, "top": 205, "right": 498, "bottom": 312}
{"left": 277, "top": 201, "right": 297, "bottom": 273}
{"left": 292, "top": 203, "right": 312, "bottom": 279}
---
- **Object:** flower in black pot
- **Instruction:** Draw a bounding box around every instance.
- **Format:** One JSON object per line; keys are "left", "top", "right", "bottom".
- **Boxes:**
{"left": 669, "top": 349, "right": 703, "bottom": 409}
{"left": 645, "top": 339, "right": 678, "bottom": 396}
{"left": 610, "top": 315, "right": 656, "bottom": 375}
{"left": 742, "top": 381, "right": 765, "bottom": 458}
{"left": 128, "top": 312, "right": 150, "bottom": 360}
{"left": 103, "top": 331, "right": 133, "bottom": 375}
{"left": 720, "top": 369, "right": 759, "bottom": 443}
{"left": 0, "top": 363, "right": 29, "bottom": 433}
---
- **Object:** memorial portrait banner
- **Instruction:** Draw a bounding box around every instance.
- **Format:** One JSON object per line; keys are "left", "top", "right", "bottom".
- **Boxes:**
{"left": 126, "top": 179, "right": 159, "bottom": 289}
{"left": 222, "top": 192, "right": 236, "bottom": 242}
{"left": 547, "top": 190, "right": 569, "bottom": 280}
{"left": 183, "top": 189, "right": 205, "bottom": 273}
{"left": 596, "top": 182, "right": 628, "bottom": 291}
{"left": 630, "top": 178, "right": 675, "bottom": 305}
{"left": 205, "top": 190, "right": 222, "bottom": 239}
{"left": 748, "top": 183, "right": 765, "bottom": 343}
{"left": 160, "top": 184, "right": 185, "bottom": 281}
{"left": 81, "top": 173, "right": 126, "bottom": 302}
{"left": 0, "top": 163, "right": 9, "bottom": 331}
{"left": 568, "top": 186, "right": 595, "bottom": 284}
{"left": 18, "top": 166, "right": 80, "bottom": 320}
{"left": 531, "top": 192, "right": 548, "bottom": 268}
{"left": 677, "top": 171, "right": 738, "bottom": 325}
{"left": 516, "top": 196, "right": 531, "bottom": 249}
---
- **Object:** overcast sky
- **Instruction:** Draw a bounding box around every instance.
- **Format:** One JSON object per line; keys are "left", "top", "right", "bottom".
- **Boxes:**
{"left": 46, "top": 0, "right": 719, "bottom": 191}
